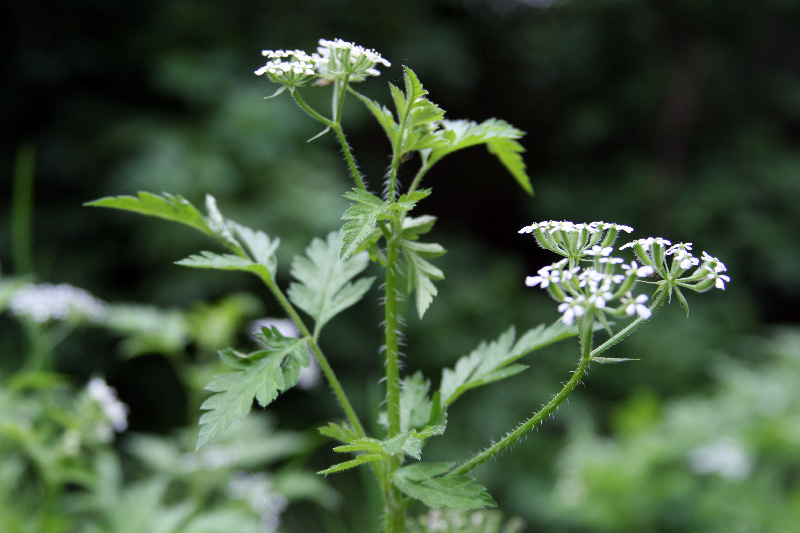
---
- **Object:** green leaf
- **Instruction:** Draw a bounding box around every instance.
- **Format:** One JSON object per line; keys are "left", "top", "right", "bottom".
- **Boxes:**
{"left": 85, "top": 191, "right": 214, "bottom": 237}
{"left": 402, "top": 215, "right": 437, "bottom": 240}
{"left": 352, "top": 90, "right": 399, "bottom": 149}
{"left": 397, "top": 67, "right": 446, "bottom": 155}
{"left": 393, "top": 188, "right": 432, "bottom": 213}
{"left": 317, "top": 454, "right": 383, "bottom": 476}
{"left": 401, "top": 239, "right": 446, "bottom": 318}
{"left": 441, "top": 322, "right": 577, "bottom": 405}
{"left": 399, "top": 371, "right": 434, "bottom": 433}
{"left": 288, "top": 232, "right": 375, "bottom": 335}
{"left": 318, "top": 421, "right": 360, "bottom": 444}
{"left": 340, "top": 189, "right": 390, "bottom": 261}
{"left": 229, "top": 222, "right": 279, "bottom": 271}
{"left": 424, "top": 119, "right": 533, "bottom": 195}
{"left": 176, "top": 251, "right": 274, "bottom": 282}
{"left": 592, "top": 357, "right": 639, "bottom": 364}
{"left": 392, "top": 462, "right": 496, "bottom": 510}
{"left": 196, "top": 337, "right": 308, "bottom": 449}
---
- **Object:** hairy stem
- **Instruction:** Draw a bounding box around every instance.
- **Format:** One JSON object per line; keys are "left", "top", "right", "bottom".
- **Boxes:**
{"left": 291, "top": 90, "right": 367, "bottom": 191}
{"left": 382, "top": 221, "right": 405, "bottom": 532}
{"left": 590, "top": 289, "right": 669, "bottom": 359}
{"left": 451, "top": 313, "right": 595, "bottom": 477}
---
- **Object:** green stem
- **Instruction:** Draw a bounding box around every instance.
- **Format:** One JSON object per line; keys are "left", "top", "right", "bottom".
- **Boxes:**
{"left": 332, "top": 123, "right": 367, "bottom": 191}
{"left": 382, "top": 221, "right": 405, "bottom": 532}
{"left": 291, "top": 86, "right": 367, "bottom": 191}
{"left": 590, "top": 289, "right": 669, "bottom": 359}
{"left": 264, "top": 274, "right": 369, "bottom": 441}
{"left": 450, "top": 349, "right": 591, "bottom": 477}
{"left": 13, "top": 142, "right": 36, "bottom": 276}
{"left": 451, "top": 313, "right": 595, "bottom": 477}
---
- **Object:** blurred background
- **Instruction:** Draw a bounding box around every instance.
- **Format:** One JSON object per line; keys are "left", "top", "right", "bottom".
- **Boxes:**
{"left": 3, "top": 0, "right": 800, "bottom": 531}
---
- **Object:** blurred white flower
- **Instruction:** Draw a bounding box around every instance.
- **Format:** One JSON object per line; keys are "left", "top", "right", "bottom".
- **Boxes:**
{"left": 9, "top": 283, "right": 106, "bottom": 323}
{"left": 227, "top": 472, "right": 287, "bottom": 531}
{"left": 87, "top": 377, "right": 129, "bottom": 433}
{"left": 689, "top": 439, "right": 752, "bottom": 480}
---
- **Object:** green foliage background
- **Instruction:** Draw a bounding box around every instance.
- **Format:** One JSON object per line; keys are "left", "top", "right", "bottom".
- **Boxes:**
{"left": 3, "top": 0, "right": 800, "bottom": 530}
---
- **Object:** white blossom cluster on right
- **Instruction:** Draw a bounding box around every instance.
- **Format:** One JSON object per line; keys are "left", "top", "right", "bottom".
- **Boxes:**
{"left": 521, "top": 221, "right": 730, "bottom": 325}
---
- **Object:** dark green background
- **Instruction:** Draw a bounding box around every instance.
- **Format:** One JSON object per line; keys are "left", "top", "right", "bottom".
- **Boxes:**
{"left": 4, "top": 0, "right": 800, "bottom": 530}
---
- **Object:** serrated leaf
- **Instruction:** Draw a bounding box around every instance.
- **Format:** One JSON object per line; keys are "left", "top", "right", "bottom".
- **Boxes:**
{"left": 288, "top": 232, "right": 375, "bottom": 335}
{"left": 318, "top": 422, "right": 360, "bottom": 444}
{"left": 86, "top": 192, "right": 214, "bottom": 237}
{"left": 229, "top": 222, "right": 280, "bottom": 271}
{"left": 393, "top": 189, "right": 432, "bottom": 212}
{"left": 402, "top": 240, "right": 445, "bottom": 319}
{"left": 424, "top": 119, "right": 533, "bottom": 195}
{"left": 402, "top": 215, "right": 437, "bottom": 240}
{"left": 317, "top": 454, "right": 383, "bottom": 476}
{"left": 340, "top": 189, "right": 390, "bottom": 261}
{"left": 352, "top": 90, "right": 399, "bottom": 148}
{"left": 487, "top": 137, "right": 532, "bottom": 195}
{"left": 196, "top": 338, "right": 307, "bottom": 449}
{"left": 441, "top": 322, "right": 577, "bottom": 405}
{"left": 176, "top": 251, "right": 274, "bottom": 282}
{"left": 399, "top": 371, "right": 434, "bottom": 433}
{"left": 392, "top": 462, "right": 495, "bottom": 510}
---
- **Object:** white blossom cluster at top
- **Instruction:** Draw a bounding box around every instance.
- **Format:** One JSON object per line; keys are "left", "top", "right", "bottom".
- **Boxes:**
{"left": 255, "top": 38, "right": 390, "bottom": 86}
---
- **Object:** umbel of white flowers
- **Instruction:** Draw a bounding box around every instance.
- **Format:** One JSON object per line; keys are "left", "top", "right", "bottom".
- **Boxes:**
{"left": 520, "top": 221, "right": 730, "bottom": 325}
{"left": 255, "top": 38, "right": 390, "bottom": 88}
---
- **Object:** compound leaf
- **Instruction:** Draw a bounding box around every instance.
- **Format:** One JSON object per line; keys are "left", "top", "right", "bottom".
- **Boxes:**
{"left": 402, "top": 239, "right": 445, "bottom": 319}
{"left": 424, "top": 119, "right": 533, "bottom": 195}
{"left": 196, "top": 336, "right": 307, "bottom": 449}
{"left": 86, "top": 192, "right": 213, "bottom": 237}
{"left": 392, "top": 462, "right": 495, "bottom": 510}
{"left": 289, "top": 232, "right": 375, "bottom": 335}
{"left": 441, "top": 322, "right": 576, "bottom": 405}
{"left": 340, "top": 189, "right": 390, "bottom": 261}
{"left": 317, "top": 454, "right": 383, "bottom": 476}
{"left": 176, "top": 251, "right": 274, "bottom": 282}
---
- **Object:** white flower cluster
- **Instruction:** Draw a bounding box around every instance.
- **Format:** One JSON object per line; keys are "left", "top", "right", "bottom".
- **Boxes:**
{"left": 254, "top": 49, "right": 323, "bottom": 87}
{"left": 9, "top": 283, "right": 107, "bottom": 323}
{"left": 519, "top": 220, "right": 633, "bottom": 259}
{"left": 255, "top": 38, "right": 390, "bottom": 88}
{"left": 522, "top": 221, "right": 731, "bottom": 326}
{"left": 227, "top": 472, "right": 288, "bottom": 531}
{"left": 526, "top": 256, "right": 654, "bottom": 325}
{"left": 87, "top": 377, "right": 129, "bottom": 439}
{"left": 316, "top": 38, "right": 391, "bottom": 81}
{"left": 621, "top": 238, "right": 730, "bottom": 290}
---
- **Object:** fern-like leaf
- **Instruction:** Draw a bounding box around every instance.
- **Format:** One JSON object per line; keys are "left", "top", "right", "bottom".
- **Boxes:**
{"left": 392, "top": 462, "right": 496, "bottom": 510}
{"left": 402, "top": 239, "right": 446, "bottom": 318}
{"left": 176, "top": 251, "right": 275, "bottom": 282}
{"left": 340, "top": 189, "right": 390, "bottom": 260}
{"left": 288, "top": 232, "right": 375, "bottom": 335}
{"left": 440, "top": 322, "right": 576, "bottom": 405}
{"left": 196, "top": 336, "right": 308, "bottom": 449}
{"left": 85, "top": 192, "right": 214, "bottom": 237}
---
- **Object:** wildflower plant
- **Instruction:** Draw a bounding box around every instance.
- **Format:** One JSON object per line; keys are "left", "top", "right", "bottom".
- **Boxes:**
{"left": 87, "top": 38, "right": 729, "bottom": 531}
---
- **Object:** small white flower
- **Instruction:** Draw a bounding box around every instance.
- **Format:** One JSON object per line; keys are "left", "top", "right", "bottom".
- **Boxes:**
{"left": 558, "top": 296, "right": 585, "bottom": 325}
{"left": 585, "top": 245, "right": 612, "bottom": 257}
{"left": 621, "top": 292, "right": 652, "bottom": 319}
{"left": 87, "top": 377, "right": 129, "bottom": 433}
{"left": 621, "top": 261, "right": 654, "bottom": 277}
